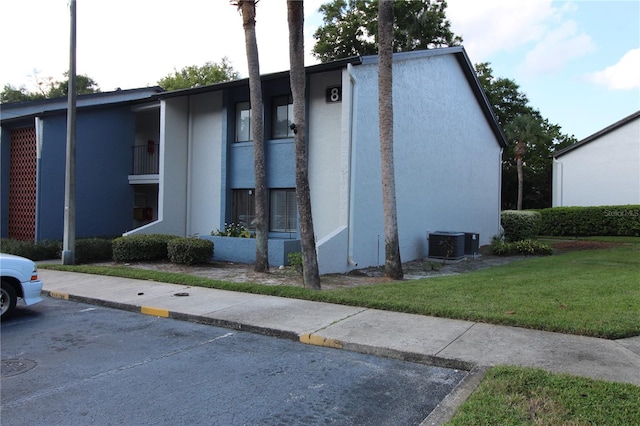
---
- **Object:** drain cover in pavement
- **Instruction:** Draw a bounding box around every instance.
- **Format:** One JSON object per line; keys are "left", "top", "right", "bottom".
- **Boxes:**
{"left": 1, "top": 359, "right": 37, "bottom": 378}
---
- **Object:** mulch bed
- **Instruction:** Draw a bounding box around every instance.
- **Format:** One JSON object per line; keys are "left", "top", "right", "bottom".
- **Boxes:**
{"left": 548, "top": 240, "right": 623, "bottom": 253}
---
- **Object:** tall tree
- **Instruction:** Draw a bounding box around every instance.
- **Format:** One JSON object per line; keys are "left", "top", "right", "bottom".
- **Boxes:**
{"left": 378, "top": 0, "right": 402, "bottom": 279}
{"left": 157, "top": 58, "right": 240, "bottom": 91}
{"left": 312, "top": 0, "right": 462, "bottom": 62}
{"left": 476, "top": 63, "right": 577, "bottom": 209}
{"left": 287, "top": 0, "right": 321, "bottom": 289}
{"left": 505, "top": 115, "right": 540, "bottom": 210}
{"left": 1, "top": 73, "right": 100, "bottom": 103}
{"left": 233, "top": 0, "right": 269, "bottom": 272}
{"left": 46, "top": 72, "right": 99, "bottom": 98}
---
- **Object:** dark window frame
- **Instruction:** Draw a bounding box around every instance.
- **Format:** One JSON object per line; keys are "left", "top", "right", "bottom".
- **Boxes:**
{"left": 235, "top": 101, "right": 252, "bottom": 143}
{"left": 271, "top": 95, "right": 294, "bottom": 139}
{"left": 270, "top": 188, "right": 297, "bottom": 233}
{"left": 232, "top": 189, "right": 256, "bottom": 230}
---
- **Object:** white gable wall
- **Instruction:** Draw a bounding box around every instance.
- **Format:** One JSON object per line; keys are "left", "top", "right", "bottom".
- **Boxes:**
{"left": 343, "top": 53, "right": 502, "bottom": 270}
{"left": 553, "top": 116, "right": 640, "bottom": 207}
{"left": 187, "top": 92, "right": 224, "bottom": 236}
{"left": 308, "top": 70, "right": 347, "bottom": 239}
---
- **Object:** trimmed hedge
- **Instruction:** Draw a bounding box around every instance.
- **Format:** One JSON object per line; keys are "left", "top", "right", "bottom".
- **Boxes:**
{"left": 0, "top": 237, "right": 114, "bottom": 263}
{"left": 0, "top": 239, "right": 61, "bottom": 261}
{"left": 538, "top": 205, "right": 640, "bottom": 237}
{"left": 501, "top": 210, "right": 541, "bottom": 242}
{"left": 112, "top": 234, "right": 180, "bottom": 262}
{"left": 168, "top": 238, "right": 214, "bottom": 265}
{"left": 491, "top": 238, "right": 553, "bottom": 256}
{"left": 75, "top": 238, "right": 113, "bottom": 264}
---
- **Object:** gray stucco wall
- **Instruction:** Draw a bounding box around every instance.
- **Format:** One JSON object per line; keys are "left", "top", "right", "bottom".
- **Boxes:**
{"left": 346, "top": 53, "right": 502, "bottom": 269}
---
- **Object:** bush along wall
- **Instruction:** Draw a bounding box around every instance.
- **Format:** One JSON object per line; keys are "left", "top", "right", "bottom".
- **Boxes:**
{"left": 168, "top": 238, "right": 214, "bottom": 265}
{"left": 0, "top": 239, "right": 61, "bottom": 260}
{"left": 0, "top": 238, "right": 114, "bottom": 263}
{"left": 538, "top": 205, "right": 640, "bottom": 237}
{"left": 112, "top": 234, "right": 180, "bottom": 262}
{"left": 500, "top": 210, "right": 541, "bottom": 242}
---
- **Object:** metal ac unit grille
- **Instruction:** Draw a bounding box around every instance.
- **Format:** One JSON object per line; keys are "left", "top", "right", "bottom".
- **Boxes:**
{"left": 428, "top": 232, "right": 465, "bottom": 260}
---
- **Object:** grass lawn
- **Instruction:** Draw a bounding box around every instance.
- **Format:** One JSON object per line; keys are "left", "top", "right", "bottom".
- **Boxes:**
{"left": 320, "top": 243, "right": 640, "bottom": 339}
{"left": 44, "top": 238, "right": 640, "bottom": 339}
{"left": 447, "top": 366, "right": 640, "bottom": 425}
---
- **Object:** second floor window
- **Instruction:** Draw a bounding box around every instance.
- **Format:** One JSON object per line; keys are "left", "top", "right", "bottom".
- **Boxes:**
{"left": 235, "top": 102, "right": 252, "bottom": 142}
{"left": 272, "top": 95, "right": 294, "bottom": 139}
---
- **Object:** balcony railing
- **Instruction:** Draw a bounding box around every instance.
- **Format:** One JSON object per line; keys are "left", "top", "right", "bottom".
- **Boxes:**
{"left": 132, "top": 144, "right": 159, "bottom": 175}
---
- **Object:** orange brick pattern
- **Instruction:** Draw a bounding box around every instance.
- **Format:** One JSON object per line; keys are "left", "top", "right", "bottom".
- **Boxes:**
{"left": 8, "top": 127, "right": 37, "bottom": 241}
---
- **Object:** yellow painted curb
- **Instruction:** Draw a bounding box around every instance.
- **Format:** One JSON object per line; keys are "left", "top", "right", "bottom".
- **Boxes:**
{"left": 48, "top": 291, "right": 69, "bottom": 300}
{"left": 141, "top": 306, "right": 169, "bottom": 318}
{"left": 300, "top": 333, "right": 343, "bottom": 349}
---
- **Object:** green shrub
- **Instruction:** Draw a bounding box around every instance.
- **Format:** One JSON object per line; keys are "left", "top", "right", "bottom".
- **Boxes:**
{"left": 212, "top": 223, "right": 251, "bottom": 238}
{"left": 538, "top": 205, "right": 640, "bottom": 237}
{"left": 168, "top": 238, "right": 213, "bottom": 265}
{"left": 491, "top": 237, "right": 552, "bottom": 256}
{"left": 75, "top": 238, "right": 113, "bottom": 264}
{"left": 112, "top": 234, "right": 179, "bottom": 262}
{"left": 288, "top": 252, "right": 303, "bottom": 276}
{"left": 0, "top": 239, "right": 61, "bottom": 260}
{"left": 501, "top": 210, "right": 541, "bottom": 242}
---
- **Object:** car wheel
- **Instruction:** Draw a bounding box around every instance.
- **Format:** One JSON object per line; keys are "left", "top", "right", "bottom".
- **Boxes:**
{"left": 1, "top": 280, "right": 17, "bottom": 318}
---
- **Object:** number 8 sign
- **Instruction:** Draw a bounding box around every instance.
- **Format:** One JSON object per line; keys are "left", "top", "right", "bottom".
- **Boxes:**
{"left": 326, "top": 86, "right": 342, "bottom": 103}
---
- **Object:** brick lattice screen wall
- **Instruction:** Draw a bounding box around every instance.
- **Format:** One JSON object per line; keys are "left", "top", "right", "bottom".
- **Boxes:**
{"left": 8, "top": 127, "right": 37, "bottom": 240}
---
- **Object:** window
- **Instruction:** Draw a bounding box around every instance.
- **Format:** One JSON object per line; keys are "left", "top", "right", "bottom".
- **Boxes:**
{"left": 272, "top": 95, "right": 294, "bottom": 139}
{"left": 232, "top": 189, "right": 256, "bottom": 229}
{"left": 270, "top": 189, "right": 297, "bottom": 233}
{"left": 235, "top": 102, "right": 252, "bottom": 142}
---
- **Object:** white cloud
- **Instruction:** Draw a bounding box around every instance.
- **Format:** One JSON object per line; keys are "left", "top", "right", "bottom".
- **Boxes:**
{"left": 586, "top": 48, "right": 640, "bottom": 90}
{"left": 446, "top": 0, "right": 559, "bottom": 61}
{"left": 518, "top": 20, "right": 595, "bottom": 76}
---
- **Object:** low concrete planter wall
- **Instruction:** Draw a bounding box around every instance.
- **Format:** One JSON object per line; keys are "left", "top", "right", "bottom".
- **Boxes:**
{"left": 200, "top": 236, "right": 300, "bottom": 267}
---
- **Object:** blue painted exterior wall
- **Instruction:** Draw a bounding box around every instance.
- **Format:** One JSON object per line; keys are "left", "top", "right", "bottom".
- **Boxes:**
{"left": 1, "top": 105, "right": 141, "bottom": 241}
{"left": 35, "top": 107, "right": 137, "bottom": 240}
{"left": 224, "top": 79, "right": 297, "bottom": 238}
{"left": 203, "top": 235, "right": 300, "bottom": 266}
{"left": 2, "top": 88, "right": 162, "bottom": 242}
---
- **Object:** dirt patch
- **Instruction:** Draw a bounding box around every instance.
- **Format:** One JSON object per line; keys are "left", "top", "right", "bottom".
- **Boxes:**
{"left": 547, "top": 240, "right": 623, "bottom": 254}
{"left": 97, "top": 249, "right": 531, "bottom": 290}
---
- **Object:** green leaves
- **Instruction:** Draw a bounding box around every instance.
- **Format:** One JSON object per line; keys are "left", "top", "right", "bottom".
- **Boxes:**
{"left": 157, "top": 57, "right": 240, "bottom": 91}
{"left": 312, "top": 0, "right": 462, "bottom": 62}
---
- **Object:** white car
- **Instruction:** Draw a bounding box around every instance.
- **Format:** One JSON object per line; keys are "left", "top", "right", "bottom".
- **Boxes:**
{"left": 1, "top": 253, "right": 44, "bottom": 318}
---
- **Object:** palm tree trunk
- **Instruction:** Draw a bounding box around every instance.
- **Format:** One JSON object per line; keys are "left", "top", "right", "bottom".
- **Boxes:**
{"left": 378, "top": 0, "right": 403, "bottom": 279}
{"left": 516, "top": 140, "right": 525, "bottom": 210}
{"left": 238, "top": 0, "right": 268, "bottom": 272}
{"left": 287, "top": 0, "right": 321, "bottom": 289}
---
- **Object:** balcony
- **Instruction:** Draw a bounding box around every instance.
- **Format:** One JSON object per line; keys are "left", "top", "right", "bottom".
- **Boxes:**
{"left": 132, "top": 144, "right": 159, "bottom": 175}
{"left": 129, "top": 144, "right": 159, "bottom": 185}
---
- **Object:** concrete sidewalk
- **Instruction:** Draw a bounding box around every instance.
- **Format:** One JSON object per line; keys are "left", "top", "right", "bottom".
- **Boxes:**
{"left": 38, "top": 269, "right": 640, "bottom": 390}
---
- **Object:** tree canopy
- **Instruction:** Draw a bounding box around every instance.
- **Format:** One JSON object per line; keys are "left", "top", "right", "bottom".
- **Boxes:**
{"left": 476, "top": 63, "right": 576, "bottom": 209}
{"left": 312, "top": 0, "right": 462, "bottom": 62}
{"left": 1, "top": 73, "right": 100, "bottom": 103}
{"left": 157, "top": 58, "right": 240, "bottom": 91}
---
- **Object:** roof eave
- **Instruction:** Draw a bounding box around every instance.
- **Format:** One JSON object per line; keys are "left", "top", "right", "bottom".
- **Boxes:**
{"left": 157, "top": 56, "right": 363, "bottom": 100}
{"left": 553, "top": 109, "right": 640, "bottom": 158}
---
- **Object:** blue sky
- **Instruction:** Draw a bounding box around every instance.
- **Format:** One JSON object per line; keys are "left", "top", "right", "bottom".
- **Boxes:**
{"left": 1, "top": 0, "right": 638, "bottom": 141}
{"left": 451, "top": 0, "right": 640, "bottom": 140}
